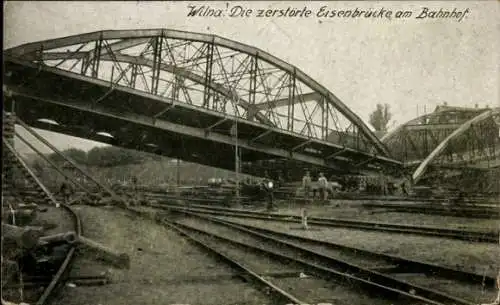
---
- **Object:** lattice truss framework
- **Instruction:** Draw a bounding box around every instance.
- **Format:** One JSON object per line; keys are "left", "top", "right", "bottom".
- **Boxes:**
{"left": 5, "top": 30, "right": 388, "bottom": 157}
{"left": 383, "top": 107, "right": 500, "bottom": 173}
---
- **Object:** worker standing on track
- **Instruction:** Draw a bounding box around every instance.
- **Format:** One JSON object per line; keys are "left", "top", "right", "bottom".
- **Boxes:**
{"left": 318, "top": 173, "right": 328, "bottom": 201}
{"left": 302, "top": 171, "right": 312, "bottom": 200}
{"left": 59, "top": 179, "right": 74, "bottom": 205}
{"left": 262, "top": 178, "right": 275, "bottom": 211}
{"left": 277, "top": 170, "right": 285, "bottom": 189}
{"left": 131, "top": 176, "right": 138, "bottom": 193}
{"left": 379, "top": 170, "right": 388, "bottom": 195}
{"left": 401, "top": 176, "right": 410, "bottom": 196}
{"left": 131, "top": 175, "right": 140, "bottom": 205}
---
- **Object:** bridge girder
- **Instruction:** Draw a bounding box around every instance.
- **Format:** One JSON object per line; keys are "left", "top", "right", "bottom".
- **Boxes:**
{"left": 3, "top": 29, "right": 407, "bottom": 175}
{"left": 4, "top": 29, "right": 391, "bottom": 156}
{"left": 3, "top": 59, "right": 401, "bottom": 174}
{"left": 381, "top": 105, "right": 500, "bottom": 183}
{"left": 382, "top": 107, "right": 497, "bottom": 164}
{"left": 411, "top": 109, "right": 500, "bottom": 182}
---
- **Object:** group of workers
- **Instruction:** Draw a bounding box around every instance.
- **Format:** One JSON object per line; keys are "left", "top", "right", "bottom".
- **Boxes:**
{"left": 301, "top": 171, "right": 332, "bottom": 200}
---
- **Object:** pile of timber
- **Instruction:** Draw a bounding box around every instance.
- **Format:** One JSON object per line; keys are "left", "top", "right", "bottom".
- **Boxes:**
{"left": 2, "top": 201, "right": 46, "bottom": 290}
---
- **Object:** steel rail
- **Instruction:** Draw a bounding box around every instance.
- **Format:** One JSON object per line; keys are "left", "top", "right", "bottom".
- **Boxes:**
{"left": 169, "top": 217, "right": 459, "bottom": 305}
{"left": 160, "top": 219, "right": 306, "bottom": 305}
{"left": 123, "top": 206, "right": 305, "bottom": 304}
{"left": 16, "top": 118, "right": 119, "bottom": 200}
{"left": 150, "top": 202, "right": 499, "bottom": 243}
{"left": 3, "top": 137, "right": 83, "bottom": 305}
{"left": 187, "top": 212, "right": 496, "bottom": 287}
{"left": 362, "top": 203, "right": 500, "bottom": 219}
{"left": 363, "top": 203, "right": 500, "bottom": 211}
{"left": 126, "top": 206, "right": 435, "bottom": 304}
{"left": 174, "top": 211, "right": 480, "bottom": 305}
{"left": 3, "top": 138, "right": 59, "bottom": 207}
{"left": 36, "top": 203, "right": 82, "bottom": 305}
{"left": 14, "top": 131, "right": 94, "bottom": 195}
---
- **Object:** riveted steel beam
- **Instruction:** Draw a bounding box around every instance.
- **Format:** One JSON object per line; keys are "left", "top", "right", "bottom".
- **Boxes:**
{"left": 254, "top": 92, "right": 320, "bottom": 111}
{"left": 404, "top": 123, "right": 462, "bottom": 131}
{"left": 325, "top": 148, "right": 347, "bottom": 160}
{"left": 205, "top": 118, "right": 228, "bottom": 132}
{"left": 9, "top": 89, "right": 337, "bottom": 169}
{"left": 249, "top": 130, "right": 273, "bottom": 143}
{"left": 291, "top": 139, "right": 313, "bottom": 151}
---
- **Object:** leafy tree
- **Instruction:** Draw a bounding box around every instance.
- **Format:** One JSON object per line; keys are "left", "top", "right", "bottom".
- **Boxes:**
{"left": 48, "top": 148, "right": 87, "bottom": 164}
{"left": 86, "top": 146, "right": 145, "bottom": 167}
{"left": 32, "top": 158, "right": 45, "bottom": 175}
{"left": 369, "top": 103, "right": 392, "bottom": 133}
{"left": 64, "top": 148, "right": 87, "bottom": 164}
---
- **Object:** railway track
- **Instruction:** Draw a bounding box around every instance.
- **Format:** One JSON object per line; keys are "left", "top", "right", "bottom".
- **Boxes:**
{"left": 127, "top": 208, "right": 430, "bottom": 304}
{"left": 174, "top": 213, "right": 496, "bottom": 304}
{"left": 3, "top": 138, "right": 83, "bottom": 305}
{"left": 122, "top": 204, "right": 497, "bottom": 305}
{"left": 34, "top": 203, "right": 82, "bottom": 305}
{"left": 178, "top": 210, "right": 498, "bottom": 287}
{"left": 125, "top": 206, "right": 490, "bottom": 305}
{"left": 362, "top": 202, "right": 500, "bottom": 219}
{"left": 146, "top": 202, "right": 499, "bottom": 243}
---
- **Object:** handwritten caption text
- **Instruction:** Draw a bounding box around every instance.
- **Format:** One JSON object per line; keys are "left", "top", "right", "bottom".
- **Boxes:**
{"left": 187, "top": 5, "right": 470, "bottom": 22}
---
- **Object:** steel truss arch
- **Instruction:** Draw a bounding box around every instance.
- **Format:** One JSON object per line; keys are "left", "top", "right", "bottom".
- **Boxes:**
{"left": 412, "top": 108, "right": 500, "bottom": 183}
{"left": 382, "top": 106, "right": 491, "bottom": 164}
{"left": 382, "top": 106, "right": 487, "bottom": 143}
{"left": 4, "top": 29, "right": 389, "bottom": 157}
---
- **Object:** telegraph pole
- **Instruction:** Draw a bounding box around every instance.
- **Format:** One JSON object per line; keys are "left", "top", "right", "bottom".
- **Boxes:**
{"left": 176, "top": 159, "right": 180, "bottom": 187}
{"left": 231, "top": 91, "right": 240, "bottom": 205}
{"left": 236, "top": 120, "right": 239, "bottom": 204}
{"left": 231, "top": 121, "right": 240, "bottom": 205}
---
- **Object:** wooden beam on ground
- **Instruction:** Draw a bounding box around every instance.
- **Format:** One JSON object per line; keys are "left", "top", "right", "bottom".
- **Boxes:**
{"left": 76, "top": 236, "right": 130, "bottom": 269}
{"left": 39, "top": 232, "right": 77, "bottom": 246}
{"left": 2, "top": 224, "right": 44, "bottom": 250}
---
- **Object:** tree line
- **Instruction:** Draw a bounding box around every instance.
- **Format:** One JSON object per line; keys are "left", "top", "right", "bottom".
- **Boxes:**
{"left": 46, "top": 146, "right": 163, "bottom": 167}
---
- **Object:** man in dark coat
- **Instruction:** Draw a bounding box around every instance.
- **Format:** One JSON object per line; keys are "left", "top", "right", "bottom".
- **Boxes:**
{"left": 261, "top": 178, "right": 275, "bottom": 211}
{"left": 59, "top": 179, "right": 74, "bottom": 204}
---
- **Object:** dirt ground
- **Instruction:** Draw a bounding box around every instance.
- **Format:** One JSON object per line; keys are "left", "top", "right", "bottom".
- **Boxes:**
{"left": 53, "top": 205, "right": 271, "bottom": 305}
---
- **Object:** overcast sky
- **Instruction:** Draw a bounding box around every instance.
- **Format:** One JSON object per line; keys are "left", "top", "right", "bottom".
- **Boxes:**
{"left": 4, "top": 1, "right": 499, "bottom": 154}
